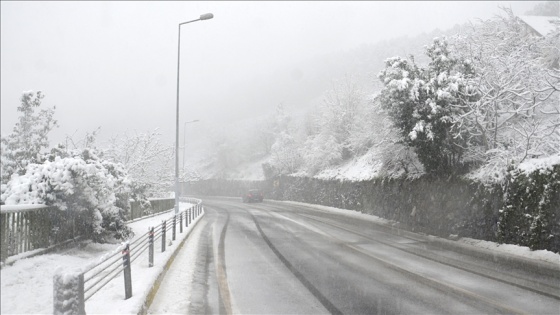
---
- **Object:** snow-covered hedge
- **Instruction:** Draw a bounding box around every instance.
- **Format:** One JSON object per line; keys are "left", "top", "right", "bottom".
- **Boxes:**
{"left": 184, "top": 156, "right": 560, "bottom": 253}
{"left": 498, "top": 156, "right": 560, "bottom": 251}
{"left": 1, "top": 149, "right": 132, "bottom": 242}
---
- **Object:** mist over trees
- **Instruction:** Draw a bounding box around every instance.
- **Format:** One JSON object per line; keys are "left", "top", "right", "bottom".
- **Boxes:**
{"left": 524, "top": 0, "right": 560, "bottom": 16}
{"left": 195, "top": 7, "right": 558, "bottom": 183}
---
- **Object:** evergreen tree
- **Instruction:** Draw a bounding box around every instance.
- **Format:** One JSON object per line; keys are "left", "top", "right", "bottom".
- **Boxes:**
{"left": 1, "top": 91, "right": 57, "bottom": 184}
{"left": 377, "top": 38, "right": 478, "bottom": 176}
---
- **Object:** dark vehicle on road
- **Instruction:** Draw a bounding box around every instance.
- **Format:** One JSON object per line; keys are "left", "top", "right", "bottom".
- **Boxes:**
{"left": 242, "top": 189, "right": 263, "bottom": 203}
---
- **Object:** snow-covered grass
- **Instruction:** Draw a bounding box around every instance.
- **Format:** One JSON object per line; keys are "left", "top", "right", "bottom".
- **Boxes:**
{"left": 0, "top": 202, "right": 203, "bottom": 315}
{"left": 315, "top": 147, "right": 384, "bottom": 181}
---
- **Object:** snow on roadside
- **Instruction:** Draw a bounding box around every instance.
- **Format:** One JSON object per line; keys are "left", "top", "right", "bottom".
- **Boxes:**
{"left": 281, "top": 200, "right": 560, "bottom": 266}
{"left": 0, "top": 202, "right": 202, "bottom": 315}
{"left": 147, "top": 217, "right": 204, "bottom": 314}
{"left": 458, "top": 238, "right": 560, "bottom": 265}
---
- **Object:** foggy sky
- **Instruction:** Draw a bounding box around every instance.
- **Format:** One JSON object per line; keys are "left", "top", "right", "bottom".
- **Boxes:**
{"left": 1, "top": 1, "right": 537, "bottom": 147}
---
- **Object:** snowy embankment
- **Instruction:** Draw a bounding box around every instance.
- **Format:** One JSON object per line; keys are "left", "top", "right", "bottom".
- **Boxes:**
{"left": 314, "top": 147, "right": 384, "bottom": 181}
{"left": 0, "top": 202, "right": 203, "bottom": 314}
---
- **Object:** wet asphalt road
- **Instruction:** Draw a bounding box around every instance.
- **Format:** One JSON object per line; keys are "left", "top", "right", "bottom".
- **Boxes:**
{"left": 181, "top": 197, "right": 560, "bottom": 315}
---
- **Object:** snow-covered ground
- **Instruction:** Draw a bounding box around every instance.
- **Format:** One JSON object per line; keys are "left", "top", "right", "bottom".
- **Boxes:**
{"left": 0, "top": 202, "right": 203, "bottom": 315}
{"left": 147, "top": 216, "right": 204, "bottom": 314}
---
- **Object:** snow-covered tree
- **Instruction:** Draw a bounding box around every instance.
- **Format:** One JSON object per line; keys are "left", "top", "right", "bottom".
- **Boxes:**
{"left": 377, "top": 37, "right": 478, "bottom": 176}
{"left": 363, "top": 97, "right": 425, "bottom": 178}
{"left": 263, "top": 131, "right": 303, "bottom": 178}
{"left": 255, "top": 118, "right": 276, "bottom": 157}
{"left": 248, "top": 103, "right": 292, "bottom": 161}
{"left": 452, "top": 9, "right": 560, "bottom": 182}
{"left": 103, "top": 129, "right": 173, "bottom": 198}
{"left": 1, "top": 148, "right": 132, "bottom": 242}
{"left": 62, "top": 127, "right": 101, "bottom": 152}
{"left": 1, "top": 91, "right": 57, "bottom": 184}
{"left": 301, "top": 78, "right": 368, "bottom": 174}
{"left": 262, "top": 103, "right": 304, "bottom": 177}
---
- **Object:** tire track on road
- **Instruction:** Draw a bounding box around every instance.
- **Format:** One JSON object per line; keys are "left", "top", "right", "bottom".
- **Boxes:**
{"left": 252, "top": 204, "right": 534, "bottom": 315}
{"left": 215, "top": 208, "right": 233, "bottom": 315}
{"left": 258, "top": 201, "right": 560, "bottom": 301}
{"left": 247, "top": 210, "right": 343, "bottom": 315}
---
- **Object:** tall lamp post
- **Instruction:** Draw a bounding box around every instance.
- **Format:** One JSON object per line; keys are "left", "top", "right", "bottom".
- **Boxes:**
{"left": 182, "top": 119, "right": 200, "bottom": 175}
{"left": 175, "top": 13, "right": 213, "bottom": 214}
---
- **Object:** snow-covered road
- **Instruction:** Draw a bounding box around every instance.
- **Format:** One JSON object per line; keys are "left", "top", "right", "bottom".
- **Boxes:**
{"left": 4, "top": 198, "right": 558, "bottom": 314}
{"left": 148, "top": 197, "right": 560, "bottom": 314}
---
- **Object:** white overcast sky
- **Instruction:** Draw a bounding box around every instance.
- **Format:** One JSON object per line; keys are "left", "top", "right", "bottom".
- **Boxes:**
{"left": 1, "top": 1, "right": 537, "bottom": 147}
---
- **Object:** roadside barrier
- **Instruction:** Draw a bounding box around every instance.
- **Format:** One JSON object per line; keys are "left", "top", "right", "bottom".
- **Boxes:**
{"left": 1, "top": 198, "right": 179, "bottom": 263}
{"left": 53, "top": 198, "right": 203, "bottom": 315}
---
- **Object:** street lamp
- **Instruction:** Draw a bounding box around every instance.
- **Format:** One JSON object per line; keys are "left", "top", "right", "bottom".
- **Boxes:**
{"left": 182, "top": 119, "right": 200, "bottom": 175}
{"left": 175, "top": 13, "right": 213, "bottom": 215}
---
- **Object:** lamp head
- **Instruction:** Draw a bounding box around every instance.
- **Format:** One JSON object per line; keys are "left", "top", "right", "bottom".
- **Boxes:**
{"left": 200, "top": 13, "right": 214, "bottom": 20}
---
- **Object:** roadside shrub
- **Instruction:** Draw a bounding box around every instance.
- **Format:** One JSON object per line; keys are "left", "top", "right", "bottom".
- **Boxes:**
{"left": 1, "top": 149, "right": 133, "bottom": 242}
{"left": 497, "top": 161, "right": 560, "bottom": 251}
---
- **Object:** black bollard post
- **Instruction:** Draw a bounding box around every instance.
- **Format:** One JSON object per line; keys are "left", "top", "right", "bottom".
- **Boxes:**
{"left": 179, "top": 212, "right": 183, "bottom": 233}
{"left": 172, "top": 215, "right": 176, "bottom": 241}
{"left": 149, "top": 227, "right": 154, "bottom": 267}
{"left": 122, "top": 244, "right": 132, "bottom": 299}
{"left": 162, "top": 220, "right": 166, "bottom": 252}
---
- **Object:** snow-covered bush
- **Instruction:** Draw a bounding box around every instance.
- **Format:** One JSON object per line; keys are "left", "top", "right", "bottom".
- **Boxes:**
{"left": 497, "top": 156, "right": 560, "bottom": 251}
{"left": 354, "top": 96, "right": 425, "bottom": 179}
{"left": 377, "top": 141, "right": 424, "bottom": 179}
{"left": 1, "top": 148, "right": 132, "bottom": 242}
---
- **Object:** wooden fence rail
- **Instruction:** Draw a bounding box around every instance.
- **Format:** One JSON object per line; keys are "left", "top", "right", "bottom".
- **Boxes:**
{"left": 1, "top": 205, "right": 73, "bottom": 262}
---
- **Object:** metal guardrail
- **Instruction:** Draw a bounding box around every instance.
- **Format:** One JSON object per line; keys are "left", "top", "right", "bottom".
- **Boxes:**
{"left": 53, "top": 198, "right": 203, "bottom": 315}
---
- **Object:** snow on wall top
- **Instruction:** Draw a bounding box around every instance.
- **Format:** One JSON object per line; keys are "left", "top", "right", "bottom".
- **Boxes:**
{"left": 0, "top": 204, "right": 50, "bottom": 213}
{"left": 517, "top": 154, "right": 560, "bottom": 175}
